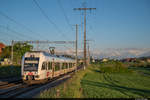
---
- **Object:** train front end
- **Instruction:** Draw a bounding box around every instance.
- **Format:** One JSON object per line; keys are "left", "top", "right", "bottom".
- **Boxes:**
{"left": 21, "top": 52, "right": 41, "bottom": 84}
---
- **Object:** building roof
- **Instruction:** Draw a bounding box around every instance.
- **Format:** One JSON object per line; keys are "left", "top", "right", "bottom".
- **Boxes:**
{"left": 0, "top": 43, "right": 5, "bottom": 48}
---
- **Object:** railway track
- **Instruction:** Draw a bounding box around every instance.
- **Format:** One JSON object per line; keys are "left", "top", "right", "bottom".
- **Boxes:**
{"left": 0, "top": 80, "right": 22, "bottom": 89}
{"left": 0, "top": 65, "right": 83, "bottom": 98}
{"left": 0, "top": 76, "right": 21, "bottom": 87}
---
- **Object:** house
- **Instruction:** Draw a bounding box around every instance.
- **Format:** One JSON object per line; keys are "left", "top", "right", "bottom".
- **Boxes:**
{"left": 0, "top": 58, "right": 11, "bottom": 65}
{"left": 121, "top": 58, "right": 136, "bottom": 62}
{"left": 147, "top": 58, "right": 150, "bottom": 63}
{"left": 102, "top": 58, "right": 108, "bottom": 62}
{"left": 0, "top": 42, "right": 5, "bottom": 54}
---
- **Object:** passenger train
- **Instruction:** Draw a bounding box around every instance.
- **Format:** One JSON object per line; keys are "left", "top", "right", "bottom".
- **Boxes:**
{"left": 21, "top": 51, "right": 76, "bottom": 84}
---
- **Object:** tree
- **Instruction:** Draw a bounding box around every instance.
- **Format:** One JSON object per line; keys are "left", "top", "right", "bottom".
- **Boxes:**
{"left": 13, "top": 42, "right": 33, "bottom": 64}
{"left": 0, "top": 46, "right": 11, "bottom": 59}
{"left": 0, "top": 42, "right": 33, "bottom": 65}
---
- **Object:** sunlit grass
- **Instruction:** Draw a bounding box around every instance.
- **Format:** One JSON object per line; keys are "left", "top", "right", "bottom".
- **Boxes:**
{"left": 81, "top": 66, "right": 150, "bottom": 98}
{"left": 39, "top": 69, "right": 88, "bottom": 98}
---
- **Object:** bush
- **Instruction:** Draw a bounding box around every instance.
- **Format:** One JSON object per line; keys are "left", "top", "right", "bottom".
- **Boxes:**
{"left": 0, "top": 65, "right": 21, "bottom": 78}
{"left": 99, "top": 61, "right": 131, "bottom": 73}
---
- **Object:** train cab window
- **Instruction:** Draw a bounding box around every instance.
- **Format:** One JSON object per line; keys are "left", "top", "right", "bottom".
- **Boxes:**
{"left": 55, "top": 62, "right": 60, "bottom": 71}
{"left": 48, "top": 62, "right": 52, "bottom": 70}
{"left": 41, "top": 62, "right": 46, "bottom": 70}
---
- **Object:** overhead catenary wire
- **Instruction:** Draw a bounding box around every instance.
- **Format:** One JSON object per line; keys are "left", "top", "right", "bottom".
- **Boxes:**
{"left": 57, "top": 0, "right": 74, "bottom": 31}
{"left": 32, "top": 0, "right": 69, "bottom": 40}
{"left": 0, "top": 29, "right": 21, "bottom": 40}
{"left": 0, "top": 10, "right": 43, "bottom": 40}
{"left": 0, "top": 25, "right": 34, "bottom": 40}
{"left": 0, "top": 30, "right": 17, "bottom": 45}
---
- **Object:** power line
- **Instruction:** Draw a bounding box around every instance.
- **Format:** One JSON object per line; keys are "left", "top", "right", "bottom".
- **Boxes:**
{"left": 32, "top": 0, "right": 69, "bottom": 40}
{"left": 33, "top": 0, "right": 58, "bottom": 30}
{"left": 57, "top": 0, "right": 74, "bottom": 31}
{"left": 0, "top": 10, "right": 42, "bottom": 39}
{"left": 74, "top": 3, "right": 96, "bottom": 69}
{"left": 0, "top": 25, "right": 34, "bottom": 40}
{"left": 0, "top": 30, "right": 21, "bottom": 40}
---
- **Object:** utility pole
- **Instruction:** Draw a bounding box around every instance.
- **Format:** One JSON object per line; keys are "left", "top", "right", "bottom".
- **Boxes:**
{"left": 87, "top": 42, "right": 90, "bottom": 65}
{"left": 75, "top": 24, "right": 78, "bottom": 72}
{"left": 86, "top": 40, "right": 94, "bottom": 65}
{"left": 36, "top": 40, "right": 39, "bottom": 51}
{"left": 74, "top": 7, "right": 96, "bottom": 70}
{"left": 11, "top": 40, "right": 14, "bottom": 65}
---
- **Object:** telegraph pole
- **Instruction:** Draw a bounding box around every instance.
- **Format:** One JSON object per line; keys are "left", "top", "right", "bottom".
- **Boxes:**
{"left": 36, "top": 40, "right": 39, "bottom": 51}
{"left": 74, "top": 7, "right": 96, "bottom": 70}
{"left": 87, "top": 42, "right": 90, "bottom": 65}
{"left": 11, "top": 40, "right": 14, "bottom": 65}
{"left": 75, "top": 24, "right": 78, "bottom": 72}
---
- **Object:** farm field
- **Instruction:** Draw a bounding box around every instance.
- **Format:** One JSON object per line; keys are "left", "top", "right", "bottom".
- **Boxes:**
{"left": 39, "top": 61, "right": 150, "bottom": 98}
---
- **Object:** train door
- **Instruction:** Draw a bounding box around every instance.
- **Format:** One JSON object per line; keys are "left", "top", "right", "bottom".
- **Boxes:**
{"left": 47, "top": 62, "right": 52, "bottom": 79}
{"left": 41, "top": 62, "right": 47, "bottom": 79}
{"left": 46, "top": 62, "right": 49, "bottom": 79}
{"left": 52, "top": 59, "right": 55, "bottom": 78}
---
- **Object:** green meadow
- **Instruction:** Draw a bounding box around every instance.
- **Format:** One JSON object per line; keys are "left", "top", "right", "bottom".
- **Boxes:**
{"left": 38, "top": 61, "right": 150, "bottom": 98}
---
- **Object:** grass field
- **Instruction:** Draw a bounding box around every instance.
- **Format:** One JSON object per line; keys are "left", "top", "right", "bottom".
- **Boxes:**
{"left": 81, "top": 65, "right": 150, "bottom": 98}
{"left": 39, "top": 61, "right": 150, "bottom": 98}
{"left": 0, "top": 65, "right": 21, "bottom": 78}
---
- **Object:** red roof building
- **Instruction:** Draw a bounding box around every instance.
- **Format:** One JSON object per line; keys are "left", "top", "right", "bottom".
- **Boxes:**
{"left": 0, "top": 43, "right": 5, "bottom": 54}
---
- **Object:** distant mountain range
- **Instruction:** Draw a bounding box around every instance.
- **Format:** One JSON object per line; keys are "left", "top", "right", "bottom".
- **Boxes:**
{"left": 90, "top": 48, "right": 150, "bottom": 59}
{"left": 54, "top": 48, "right": 150, "bottom": 59}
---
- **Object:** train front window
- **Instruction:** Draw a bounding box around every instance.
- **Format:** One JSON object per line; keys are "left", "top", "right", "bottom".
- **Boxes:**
{"left": 24, "top": 57, "right": 39, "bottom": 71}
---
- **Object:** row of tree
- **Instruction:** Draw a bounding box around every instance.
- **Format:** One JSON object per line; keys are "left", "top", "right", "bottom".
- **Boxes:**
{"left": 0, "top": 43, "right": 33, "bottom": 65}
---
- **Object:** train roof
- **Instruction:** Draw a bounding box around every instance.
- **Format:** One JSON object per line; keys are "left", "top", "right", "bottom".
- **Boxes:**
{"left": 25, "top": 51, "right": 75, "bottom": 62}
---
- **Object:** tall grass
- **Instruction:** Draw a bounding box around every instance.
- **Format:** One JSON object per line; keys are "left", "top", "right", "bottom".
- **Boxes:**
{"left": 39, "top": 69, "right": 89, "bottom": 98}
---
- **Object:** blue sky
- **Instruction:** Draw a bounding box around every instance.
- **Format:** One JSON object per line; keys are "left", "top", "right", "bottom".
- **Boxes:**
{"left": 0, "top": 0, "right": 150, "bottom": 51}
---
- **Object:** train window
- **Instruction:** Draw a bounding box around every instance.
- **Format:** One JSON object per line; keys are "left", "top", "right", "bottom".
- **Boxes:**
{"left": 48, "top": 62, "right": 52, "bottom": 70}
{"left": 62, "top": 63, "right": 67, "bottom": 69}
{"left": 46, "top": 62, "right": 48, "bottom": 70}
{"left": 65, "top": 63, "right": 67, "bottom": 69}
{"left": 62, "top": 63, "right": 65, "bottom": 69}
{"left": 55, "top": 62, "right": 60, "bottom": 71}
{"left": 41, "top": 62, "right": 46, "bottom": 70}
{"left": 67, "top": 63, "right": 69, "bottom": 68}
{"left": 69, "top": 63, "right": 71, "bottom": 68}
